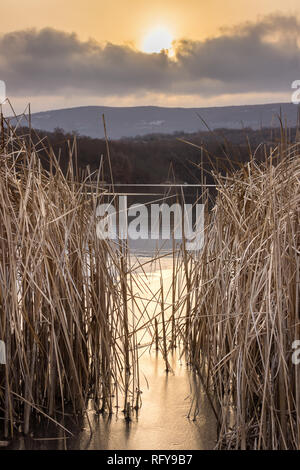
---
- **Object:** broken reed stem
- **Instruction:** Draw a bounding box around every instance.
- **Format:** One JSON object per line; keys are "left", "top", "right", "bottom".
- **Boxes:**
{"left": 155, "top": 317, "right": 159, "bottom": 351}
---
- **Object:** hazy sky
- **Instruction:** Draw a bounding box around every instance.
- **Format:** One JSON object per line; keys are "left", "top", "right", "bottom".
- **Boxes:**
{"left": 1, "top": 1, "right": 300, "bottom": 112}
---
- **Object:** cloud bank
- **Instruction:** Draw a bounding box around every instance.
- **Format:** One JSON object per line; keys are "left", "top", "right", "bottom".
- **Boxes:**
{"left": 0, "top": 14, "right": 299, "bottom": 103}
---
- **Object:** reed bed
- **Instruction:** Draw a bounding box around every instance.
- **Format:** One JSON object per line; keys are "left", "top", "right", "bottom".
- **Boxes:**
{"left": 184, "top": 142, "right": 300, "bottom": 449}
{"left": 1, "top": 106, "right": 299, "bottom": 451}
{"left": 0, "top": 116, "right": 139, "bottom": 437}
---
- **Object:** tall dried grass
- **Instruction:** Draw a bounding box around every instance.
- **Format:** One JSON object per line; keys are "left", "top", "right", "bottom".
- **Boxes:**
{"left": 0, "top": 113, "right": 138, "bottom": 437}
{"left": 184, "top": 142, "right": 300, "bottom": 449}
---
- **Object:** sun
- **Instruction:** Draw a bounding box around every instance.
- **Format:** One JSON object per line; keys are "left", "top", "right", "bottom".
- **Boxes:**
{"left": 142, "top": 27, "right": 173, "bottom": 54}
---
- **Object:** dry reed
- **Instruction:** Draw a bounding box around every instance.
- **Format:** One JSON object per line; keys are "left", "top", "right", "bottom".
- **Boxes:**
{"left": 183, "top": 141, "right": 300, "bottom": 449}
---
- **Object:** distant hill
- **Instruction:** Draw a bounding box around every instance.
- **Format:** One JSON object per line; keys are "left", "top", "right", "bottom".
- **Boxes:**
{"left": 16, "top": 102, "right": 299, "bottom": 139}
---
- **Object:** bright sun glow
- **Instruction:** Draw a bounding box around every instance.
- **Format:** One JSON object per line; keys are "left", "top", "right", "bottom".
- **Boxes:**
{"left": 142, "top": 27, "right": 173, "bottom": 54}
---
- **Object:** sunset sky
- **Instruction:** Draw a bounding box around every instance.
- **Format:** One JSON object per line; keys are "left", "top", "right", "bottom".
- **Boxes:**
{"left": 1, "top": 0, "right": 300, "bottom": 112}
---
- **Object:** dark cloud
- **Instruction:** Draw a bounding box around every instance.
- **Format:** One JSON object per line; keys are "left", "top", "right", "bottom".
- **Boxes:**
{"left": 1, "top": 14, "right": 299, "bottom": 99}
